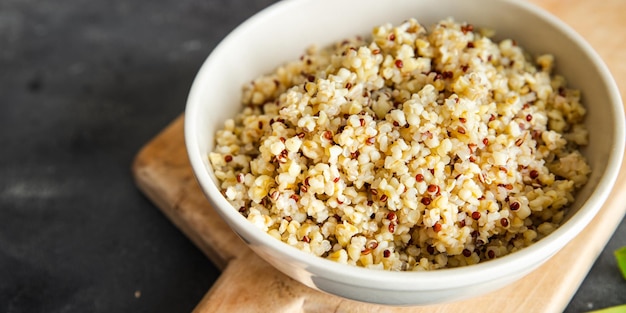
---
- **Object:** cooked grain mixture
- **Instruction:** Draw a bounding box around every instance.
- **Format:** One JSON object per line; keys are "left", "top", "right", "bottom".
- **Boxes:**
{"left": 209, "top": 18, "right": 590, "bottom": 270}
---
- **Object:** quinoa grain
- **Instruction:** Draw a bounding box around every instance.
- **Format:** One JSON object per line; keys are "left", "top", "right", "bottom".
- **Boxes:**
{"left": 209, "top": 18, "right": 590, "bottom": 271}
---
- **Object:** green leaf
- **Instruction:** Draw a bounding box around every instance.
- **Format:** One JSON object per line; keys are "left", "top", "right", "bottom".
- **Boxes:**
{"left": 615, "top": 246, "right": 626, "bottom": 280}
{"left": 588, "top": 304, "right": 626, "bottom": 313}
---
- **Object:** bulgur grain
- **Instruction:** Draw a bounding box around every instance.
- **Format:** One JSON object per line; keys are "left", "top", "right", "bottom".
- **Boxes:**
{"left": 209, "top": 18, "right": 590, "bottom": 271}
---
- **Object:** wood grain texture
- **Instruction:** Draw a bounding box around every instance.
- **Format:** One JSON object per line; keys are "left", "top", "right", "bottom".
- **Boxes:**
{"left": 132, "top": 1, "right": 626, "bottom": 312}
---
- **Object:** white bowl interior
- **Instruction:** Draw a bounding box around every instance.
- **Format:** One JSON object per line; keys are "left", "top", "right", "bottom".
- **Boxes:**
{"left": 185, "top": 0, "right": 624, "bottom": 305}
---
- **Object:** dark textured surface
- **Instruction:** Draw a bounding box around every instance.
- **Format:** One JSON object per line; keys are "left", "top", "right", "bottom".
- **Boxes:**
{"left": 0, "top": 0, "right": 623, "bottom": 312}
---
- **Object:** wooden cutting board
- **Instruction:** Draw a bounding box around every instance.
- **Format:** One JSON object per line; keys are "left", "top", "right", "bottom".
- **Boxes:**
{"left": 132, "top": 1, "right": 626, "bottom": 312}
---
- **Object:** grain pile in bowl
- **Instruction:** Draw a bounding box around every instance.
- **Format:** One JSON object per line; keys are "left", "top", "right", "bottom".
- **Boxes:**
{"left": 208, "top": 18, "right": 590, "bottom": 270}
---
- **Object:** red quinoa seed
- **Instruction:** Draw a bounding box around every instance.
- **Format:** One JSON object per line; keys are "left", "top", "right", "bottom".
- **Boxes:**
{"left": 530, "top": 170, "right": 539, "bottom": 179}
{"left": 415, "top": 173, "right": 424, "bottom": 182}
{"left": 433, "top": 223, "right": 442, "bottom": 232}
{"left": 461, "top": 24, "right": 474, "bottom": 34}
{"left": 510, "top": 201, "right": 520, "bottom": 211}
{"left": 323, "top": 130, "right": 333, "bottom": 141}
{"left": 427, "top": 184, "right": 439, "bottom": 193}
{"left": 501, "top": 218, "right": 509, "bottom": 227}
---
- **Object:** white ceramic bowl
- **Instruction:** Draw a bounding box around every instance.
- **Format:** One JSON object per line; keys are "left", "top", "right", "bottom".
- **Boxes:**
{"left": 185, "top": 0, "right": 624, "bottom": 305}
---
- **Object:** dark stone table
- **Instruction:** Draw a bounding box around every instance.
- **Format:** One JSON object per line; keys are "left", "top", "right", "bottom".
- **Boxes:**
{"left": 1, "top": 1, "right": 624, "bottom": 312}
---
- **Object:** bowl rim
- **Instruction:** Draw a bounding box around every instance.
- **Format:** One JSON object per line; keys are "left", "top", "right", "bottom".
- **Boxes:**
{"left": 184, "top": 0, "right": 625, "bottom": 291}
